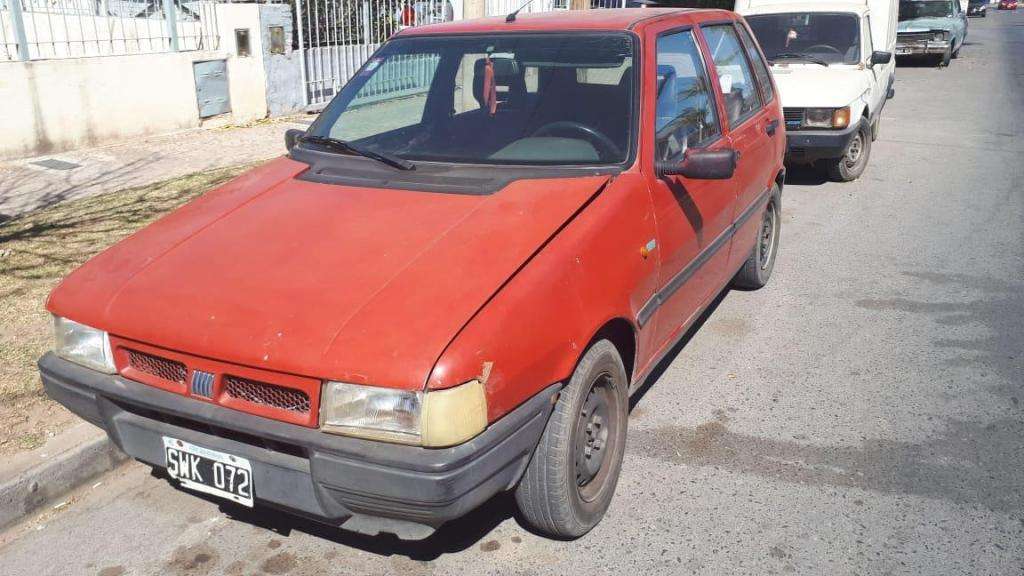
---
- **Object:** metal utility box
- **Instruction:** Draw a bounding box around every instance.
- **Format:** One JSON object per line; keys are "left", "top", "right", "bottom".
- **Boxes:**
{"left": 193, "top": 59, "right": 231, "bottom": 118}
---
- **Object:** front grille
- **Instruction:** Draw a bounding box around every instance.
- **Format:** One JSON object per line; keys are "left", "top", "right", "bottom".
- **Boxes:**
{"left": 783, "top": 108, "right": 805, "bottom": 130}
{"left": 224, "top": 375, "right": 311, "bottom": 414}
{"left": 128, "top": 349, "right": 187, "bottom": 384}
{"left": 898, "top": 32, "right": 935, "bottom": 43}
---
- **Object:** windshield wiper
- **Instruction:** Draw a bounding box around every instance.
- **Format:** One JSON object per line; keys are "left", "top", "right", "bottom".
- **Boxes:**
{"left": 770, "top": 53, "right": 830, "bottom": 67}
{"left": 297, "top": 135, "right": 415, "bottom": 171}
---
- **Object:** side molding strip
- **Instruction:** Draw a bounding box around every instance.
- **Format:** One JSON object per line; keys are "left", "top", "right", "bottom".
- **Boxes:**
{"left": 636, "top": 187, "right": 772, "bottom": 328}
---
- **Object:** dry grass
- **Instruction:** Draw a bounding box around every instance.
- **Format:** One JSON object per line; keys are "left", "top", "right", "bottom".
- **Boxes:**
{"left": 0, "top": 165, "right": 248, "bottom": 455}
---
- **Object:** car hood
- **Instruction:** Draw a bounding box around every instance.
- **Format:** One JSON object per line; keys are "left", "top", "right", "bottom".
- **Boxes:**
{"left": 898, "top": 17, "right": 958, "bottom": 32}
{"left": 48, "top": 157, "right": 611, "bottom": 390}
{"left": 768, "top": 64, "right": 869, "bottom": 108}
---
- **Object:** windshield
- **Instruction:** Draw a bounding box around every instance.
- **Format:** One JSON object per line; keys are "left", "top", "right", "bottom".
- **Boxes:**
{"left": 900, "top": 1, "right": 955, "bottom": 19}
{"left": 745, "top": 12, "right": 862, "bottom": 65}
{"left": 310, "top": 33, "right": 635, "bottom": 166}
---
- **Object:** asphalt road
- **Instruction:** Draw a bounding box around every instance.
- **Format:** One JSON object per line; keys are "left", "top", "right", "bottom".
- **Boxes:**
{"left": 2, "top": 11, "right": 1023, "bottom": 576}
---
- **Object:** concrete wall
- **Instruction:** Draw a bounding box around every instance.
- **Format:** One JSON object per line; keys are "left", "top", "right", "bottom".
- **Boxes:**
{"left": 0, "top": 3, "right": 282, "bottom": 160}
{"left": 0, "top": 49, "right": 221, "bottom": 160}
{"left": 259, "top": 4, "right": 304, "bottom": 117}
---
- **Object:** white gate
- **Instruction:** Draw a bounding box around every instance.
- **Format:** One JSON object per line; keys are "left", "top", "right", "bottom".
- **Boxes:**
{"left": 294, "top": 0, "right": 628, "bottom": 108}
{"left": 295, "top": 0, "right": 457, "bottom": 107}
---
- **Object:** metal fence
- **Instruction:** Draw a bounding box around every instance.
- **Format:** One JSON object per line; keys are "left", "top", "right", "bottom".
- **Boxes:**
{"left": 295, "top": 0, "right": 631, "bottom": 107}
{"left": 0, "top": 0, "right": 219, "bottom": 61}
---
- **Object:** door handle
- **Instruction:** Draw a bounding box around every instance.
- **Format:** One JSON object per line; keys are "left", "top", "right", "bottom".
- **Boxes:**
{"left": 765, "top": 119, "right": 779, "bottom": 136}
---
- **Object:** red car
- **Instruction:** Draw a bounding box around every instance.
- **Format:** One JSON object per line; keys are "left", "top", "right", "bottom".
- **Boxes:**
{"left": 41, "top": 8, "right": 784, "bottom": 539}
{"left": 1000, "top": 0, "right": 1017, "bottom": 9}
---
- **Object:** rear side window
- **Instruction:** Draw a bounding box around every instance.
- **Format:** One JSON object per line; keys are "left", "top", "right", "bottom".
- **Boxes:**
{"left": 654, "top": 30, "right": 721, "bottom": 162}
{"left": 702, "top": 24, "right": 763, "bottom": 127}
{"left": 736, "top": 23, "right": 775, "bottom": 104}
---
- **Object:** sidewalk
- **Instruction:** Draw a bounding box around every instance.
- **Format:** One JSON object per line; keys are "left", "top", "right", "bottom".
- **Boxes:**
{"left": 0, "top": 114, "right": 313, "bottom": 220}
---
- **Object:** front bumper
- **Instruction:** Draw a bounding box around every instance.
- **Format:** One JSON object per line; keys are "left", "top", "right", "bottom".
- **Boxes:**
{"left": 39, "top": 353, "right": 556, "bottom": 538}
{"left": 785, "top": 121, "right": 860, "bottom": 163}
{"left": 895, "top": 39, "right": 951, "bottom": 56}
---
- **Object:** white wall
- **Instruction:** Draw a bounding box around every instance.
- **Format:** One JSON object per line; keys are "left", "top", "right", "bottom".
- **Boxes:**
{"left": 0, "top": 4, "right": 273, "bottom": 160}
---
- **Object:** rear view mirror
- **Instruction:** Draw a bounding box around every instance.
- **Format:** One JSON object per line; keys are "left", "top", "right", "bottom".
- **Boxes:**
{"left": 285, "top": 128, "right": 303, "bottom": 152}
{"left": 870, "top": 51, "right": 893, "bottom": 65}
{"left": 658, "top": 149, "right": 737, "bottom": 180}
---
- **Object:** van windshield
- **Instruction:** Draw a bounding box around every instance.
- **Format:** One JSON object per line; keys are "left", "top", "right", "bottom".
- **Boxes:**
{"left": 309, "top": 33, "right": 636, "bottom": 166}
{"left": 745, "top": 12, "right": 862, "bottom": 65}
{"left": 899, "top": 1, "right": 955, "bottom": 20}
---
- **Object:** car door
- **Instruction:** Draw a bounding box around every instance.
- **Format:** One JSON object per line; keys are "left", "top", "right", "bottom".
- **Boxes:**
{"left": 700, "top": 22, "right": 777, "bottom": 274}
{"left": 641, "top": 25, "right": 737, "bottom": 347}
{"left": 861, "top": 14, "right": 887, "bottom": 115}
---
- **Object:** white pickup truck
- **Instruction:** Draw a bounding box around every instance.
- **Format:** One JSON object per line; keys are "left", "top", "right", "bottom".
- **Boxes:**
{"left": 735, "top": 0, "right": 897, "bottom": 181}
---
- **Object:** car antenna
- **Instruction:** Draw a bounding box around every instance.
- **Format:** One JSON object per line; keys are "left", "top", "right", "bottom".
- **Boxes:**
{"left": 506, "top": 0, "right": 534, "bottom": 23}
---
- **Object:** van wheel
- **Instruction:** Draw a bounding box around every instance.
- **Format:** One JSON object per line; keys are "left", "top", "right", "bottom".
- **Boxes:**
{"left": 515, "top": 340, "right": 628, "bottom": 539}
{"left": 733, "top": 186, "right": 781, "bottom": 290}
{"left": 824, "top": 122, "right": 871, "bottom": 182}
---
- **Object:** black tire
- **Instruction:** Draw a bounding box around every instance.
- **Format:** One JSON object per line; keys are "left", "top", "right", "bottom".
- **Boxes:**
{"left": 824, "top": 121, "right": 872, "bottom": 182}
{"left": 733, "top": 186, "right": 781, "bottom": 290}
{"left": 939, "top": 46, "right": 952, "bottom": 67}
{"left": 514, "top": 340, "right": 628, "bottom": 539}
{"left": 952, "top": 41, "right": 961, "bottom": 59}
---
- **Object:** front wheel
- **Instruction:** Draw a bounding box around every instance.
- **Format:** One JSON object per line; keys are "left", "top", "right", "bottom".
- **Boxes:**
{"left": 939, "top": 46, "right": 952, "bottom": 67}
{"left": 824, "top": 122, "right": 872, "bottom": 182}
{"left": 515, "top": 340, "right": 628, "bottom": 539}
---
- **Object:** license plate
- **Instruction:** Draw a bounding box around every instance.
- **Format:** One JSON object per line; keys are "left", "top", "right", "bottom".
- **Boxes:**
{"left": 896, "top": 48, "right": 911, "bottom": 55}
{"left": 163, "top": 437, "right": 254, "bottom": 507}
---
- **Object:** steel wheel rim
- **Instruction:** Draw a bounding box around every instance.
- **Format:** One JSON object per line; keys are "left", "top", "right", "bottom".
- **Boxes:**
{"left": 845, "top": 133, "right": 863, "bottom": 166}
{"left": 574, "top": 372, "right": 619, "bottom": 502}
{"left": 759, "top": 202, "right": 777, "bottom": 270}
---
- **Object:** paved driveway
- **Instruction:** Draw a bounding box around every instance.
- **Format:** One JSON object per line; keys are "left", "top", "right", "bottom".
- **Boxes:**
{"left": 1, "top": 11, "right": 1022, "bottom": 576}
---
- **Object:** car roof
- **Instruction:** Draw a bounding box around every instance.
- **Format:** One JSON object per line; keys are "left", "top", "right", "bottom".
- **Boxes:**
{"left": 397, "top": 8, "right": 735, "bottom": 36}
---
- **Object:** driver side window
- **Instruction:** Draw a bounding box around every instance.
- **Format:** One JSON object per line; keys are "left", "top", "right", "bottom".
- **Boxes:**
{"left": 654, "top": 30, "right": 721, "bottom": 163}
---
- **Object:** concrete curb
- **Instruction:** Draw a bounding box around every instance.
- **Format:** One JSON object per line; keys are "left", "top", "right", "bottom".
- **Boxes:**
{"left": 0, "top": 423, "right": 127, "bottom": 529}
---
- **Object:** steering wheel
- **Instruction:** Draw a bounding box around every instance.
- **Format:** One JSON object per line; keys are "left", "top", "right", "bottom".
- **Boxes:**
{"left": 531, "top": 121, "right": 623, "bottom": 160}
{"left": 805, "top": 44, "right": 843, "bottom": 56}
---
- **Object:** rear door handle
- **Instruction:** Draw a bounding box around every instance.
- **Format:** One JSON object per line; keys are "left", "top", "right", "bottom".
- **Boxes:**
{"left": 766, "top": 119, "right": 779, "bottom": 136}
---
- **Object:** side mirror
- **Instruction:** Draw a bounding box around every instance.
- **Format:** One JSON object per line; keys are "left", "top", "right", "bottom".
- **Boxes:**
{"left": 285, "top": 128, "right": 303, "bottom": 152}
{"left": 870, "top": 51, "right": 893, "bottom": 65}
{"left": 658, "top": 148, "right": 737, "bottom": 180}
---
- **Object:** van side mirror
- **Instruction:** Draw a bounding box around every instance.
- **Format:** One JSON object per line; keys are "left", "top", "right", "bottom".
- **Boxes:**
{"left": 658, "top": 148, "right": 737, "bottom": 180}
{"left": 870, "top": 51, "right": 893, "bottom": 65}
{"left": 285, "top": 128, "right": 303, "bottom": 152}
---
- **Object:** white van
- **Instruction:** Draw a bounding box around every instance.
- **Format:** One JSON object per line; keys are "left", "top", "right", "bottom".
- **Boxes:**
{"left": 735, "top": 1, "right": 897, "bottom": 181}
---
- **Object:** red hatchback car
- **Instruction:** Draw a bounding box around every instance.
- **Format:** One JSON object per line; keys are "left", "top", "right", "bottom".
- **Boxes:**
{"left": 41, "top": 8, "right": 784, "bottom": 539}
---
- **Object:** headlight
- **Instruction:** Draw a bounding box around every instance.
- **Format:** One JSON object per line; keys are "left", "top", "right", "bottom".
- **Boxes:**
{"left": 53, "top": 316, "right": 115, "bottom": 373}
{"left": 933, "top": 31, "right": 950, "bottom": 42}
{"left": 320, "top": 379, "right": 487, "bottom": 447}
{"left": 803, "top": 107, "right": 851, "bottom": 129}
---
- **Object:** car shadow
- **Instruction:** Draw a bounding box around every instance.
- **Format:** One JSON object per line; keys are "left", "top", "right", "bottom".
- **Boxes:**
{"left": 152, "top": 462, "right": 524, "bottom": 560}
{"left": 895, "top": 55, "right": 944, "bottom": 68}
{"left": 783, "top": 164, "right": 830, "bottom": 186}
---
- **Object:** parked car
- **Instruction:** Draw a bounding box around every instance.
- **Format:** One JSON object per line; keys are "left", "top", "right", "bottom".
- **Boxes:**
{"left": 39, "top": 8, "right": 786, "bottom": 539}
{"left": 736, "top": 0, "right": 897, "bottom": 182}
{"left": 998, "top": 0, "right": 1017, "bottom": 9}
{"left": 896, "top": 0, "right": 969, "bottom": 67}
{"left": 968, "top": 0, "right": 989, "bottom": 15}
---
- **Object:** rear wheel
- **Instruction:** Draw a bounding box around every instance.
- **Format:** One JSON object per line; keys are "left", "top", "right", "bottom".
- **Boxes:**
{"left": 733, "top": 187, "right": 781, "bottom": 290}
{"left": 824, "top": 121, "right": 872, "bottom": 182}
{"left": 515, "top": 340, "right": 628, "bottom": 539}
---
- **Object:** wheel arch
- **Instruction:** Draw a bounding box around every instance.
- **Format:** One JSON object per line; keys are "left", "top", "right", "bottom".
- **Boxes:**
{"left": 587, "top": 317, "right": 638, "bottom": 386}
